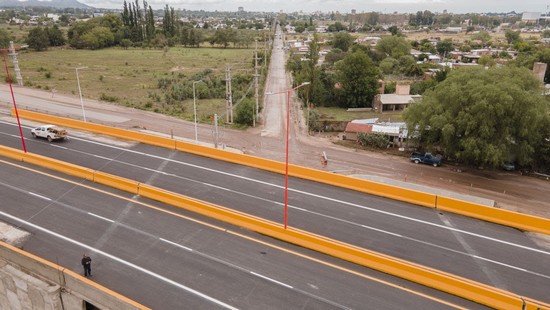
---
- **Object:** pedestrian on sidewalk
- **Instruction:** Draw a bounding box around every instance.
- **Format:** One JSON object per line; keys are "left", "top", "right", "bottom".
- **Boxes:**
{"left": 81, "top": 254, "right": 92, "bottom": 277}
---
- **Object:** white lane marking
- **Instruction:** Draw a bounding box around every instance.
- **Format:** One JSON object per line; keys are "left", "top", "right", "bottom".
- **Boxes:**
{"left": 158, "top": 238, "right": 348, "bottom": 309}
{"left": 28, "top": 192, "right": 52, "bottom": 201}
{"left": 250, "top": 272, "right": 293, "bottom": 289}
{"left": 87, "top": 212, "right": 115, "bottom": 223}
{"left": 50, "top": 145, "right": 68, "bottom": 150}
{"left": 160, "top": 238, "right": 194, "bottom": 252}
{"left": 0, "top": 122, "right": 547, "bottom": 256}
{"left": 0, "top": 210, "right": 238, "bottom": 310}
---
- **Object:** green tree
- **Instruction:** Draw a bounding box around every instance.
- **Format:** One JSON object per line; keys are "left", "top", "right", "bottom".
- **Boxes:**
{"left": 376, "top": 35, "right": 411, "bottom": 59}
{"left": 471, "top": 31, "right": 491, "bottom": 43}
{"left": 46, "top": 25, "right": 65, "bottom": 46}
{"left": 27, "top": 27, "right": 49, "bottom": 51}
{"left": 478, "top": 55, "right": 496, "bottom": 67}
{"left": 379, "top": 57, "right": 398, "bottom": 75}
{"left": 436, "top": 39, "right": 453, "bottom": 56}
{"left": 387, "top": 25, "right": 400, "bottom": 36}
{"left": 331, "top": 32, "right": 354, "bottom": 52}
{"left": 505, "top": 30, "right": 521, "bottom": 44}
{"left": 398, "top": 55, "right": 422, "bottom": 76}
{"left": 81, "top": 27, "right": 115, "bottom": 49}
{"left": 543, "top": 30, "right": 550, "bottom": 38}
{"left": 404, "top": 66, "right": 549, "bottom": 168}
{"left": 0, "top": 28, "right": 13, "bottom": 48}
{"left": 327, "top": 22, "right": 345, "bottom": 32}
{"left": 324, "top": 48, "right": 346, "bottom": 64}
{"left": 335, "top": 50, "right": 380, "bottom": 108}
{"left": 234, "top": 98, "right": 255, "bottom": 126}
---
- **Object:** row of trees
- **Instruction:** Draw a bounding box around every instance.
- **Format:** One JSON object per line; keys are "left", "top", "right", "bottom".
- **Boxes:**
{"left": 404, "top": 66, "right": 550, "bottom": 171}
{"left": 25, "top": 16, "right": 266, "bottom": 50}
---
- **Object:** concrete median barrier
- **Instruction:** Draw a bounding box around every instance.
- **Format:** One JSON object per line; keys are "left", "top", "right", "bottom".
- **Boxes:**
{"left": 23, "top": 152, "right": 95, "bottom": 181}
{"left": 93, "top": 171, "right": 140, "bottom": 195}
{"left": 0, "top": 145, "right": 24, "bottom": 161}
{"left": 12, "top": 109, "right": 550, "bottom": 236}
{"left": 0, "top": 145, "right": 549, "bottom": 309}
{"left": 437, "top": 196, "right": 550, "bottom": 235}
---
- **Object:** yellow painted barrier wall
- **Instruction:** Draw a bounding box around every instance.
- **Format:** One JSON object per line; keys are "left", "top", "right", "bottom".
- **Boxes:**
{"left": 0, "top": 144, "right": 549, "bottom": 309}
{"left": 13, "top": 109, "right": 550, "bottom": 236}
{"left": 17, "top": 109, "right": 176, "bottom": 149}
{"left": 0, "top": 145, "right": 24, "bottom": 161}
{"left": 437, "top": 196, "right": 550, "bottom": 235}
{"left": 23, "top": 152, "right": 95, "bottom": 181}
{"left": 93, "top": 171, "right": 140, "bottom": 195}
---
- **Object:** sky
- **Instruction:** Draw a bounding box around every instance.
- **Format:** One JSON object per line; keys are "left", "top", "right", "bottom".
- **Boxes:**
{"left": 79, "top": 0, "right": 549, "bottom": 13}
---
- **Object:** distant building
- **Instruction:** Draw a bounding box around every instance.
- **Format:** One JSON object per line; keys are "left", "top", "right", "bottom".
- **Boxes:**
{"left": 238, "top": 7, "right": 244, "bottom": 12}
{"left": 343, "top": 122, "right": 373, "bottom": 141}
{"left": 522, "top": 12, "right": 541, "bottom": 22}
{"left": 443, "top": 27, "right": 462, "bottom": 33}
{"left": 351, "top": 9, "right": 356, "bottom": 15}
{"left": 373, "top": 94, "right": 421, "bottom": 113}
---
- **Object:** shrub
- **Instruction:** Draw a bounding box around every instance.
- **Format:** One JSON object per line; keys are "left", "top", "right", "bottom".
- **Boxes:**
{"left": 357, "top": 132, "right": 390, "bottom": 149}
{"left": 100, "top": 93, "right": 119, "bottom": 102}
{"left": 234, "top": 98, "right": 255, "bottom": 126}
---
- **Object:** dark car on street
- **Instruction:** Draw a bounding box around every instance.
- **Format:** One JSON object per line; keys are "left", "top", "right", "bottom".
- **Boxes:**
{"left": 410, "top": 152, "right": 442, "bottom": 167}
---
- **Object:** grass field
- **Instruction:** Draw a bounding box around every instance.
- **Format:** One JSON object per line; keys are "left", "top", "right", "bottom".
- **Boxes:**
{"left": 0, "top": 24, "right": 33, "bottom": 43}
{"left": 316, "top": 106, "right": 404, "bottom": 122}
{"left": 4, "top": 46, "right": 254, "bottom": 121}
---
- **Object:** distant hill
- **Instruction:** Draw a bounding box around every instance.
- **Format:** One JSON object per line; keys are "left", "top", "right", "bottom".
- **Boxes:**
{"left": 0, "top": 0, "right": 92, "bottom": 9}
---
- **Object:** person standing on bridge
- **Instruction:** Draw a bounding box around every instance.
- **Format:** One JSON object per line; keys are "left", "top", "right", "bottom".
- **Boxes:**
{"left": 81, "top": 254, "right": 92, "bottom": 277}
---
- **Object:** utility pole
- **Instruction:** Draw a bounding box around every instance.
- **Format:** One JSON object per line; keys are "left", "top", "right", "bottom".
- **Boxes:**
{"left": 225, "top": 65, "right": 233, "bottom": 123}
{"left": 213, "top": 113, "right": 219, "bottom": 148}
{"left": 8, "top": 41, "right": 22, "bottom": 86}
{"left": 254, "top": 40, "right": 259, "bottom": 127}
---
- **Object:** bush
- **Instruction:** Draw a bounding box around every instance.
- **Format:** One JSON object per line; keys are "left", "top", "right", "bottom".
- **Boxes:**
{"left": 234, "top": 98, "right": 255, "bottom": 126}
{"left": 308, "top": 109, "right": 321, "bottom": 132}
{"left": 100, "top": 93, "right": 119, "bottom": 102}
{"left": 357, "top": 132, "right": 390, "bottom": 149}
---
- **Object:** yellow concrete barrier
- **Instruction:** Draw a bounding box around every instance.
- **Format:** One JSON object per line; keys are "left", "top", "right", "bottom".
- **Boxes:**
{"left": 175, "top": 140, "right": 286, "bottom": 174}
{"left": 12, "top": 109, "right": 550, "bottom": 236}
{"left": 16, "top": 109, "right": 176, "bottom": 149}
{"left": 93, "top": 171, "right": 140, "bottom": 195}
{"left": 0, "top": 145, "right": 24, "bottom": 161}
{"left": 437, "top": 196, "right": 550, "bottom": 235}
{"left": 23, "top": 152, "right": 95, "bottom": 181}
{"left": 0, "top": 144, "right": 549, "bottom": 309}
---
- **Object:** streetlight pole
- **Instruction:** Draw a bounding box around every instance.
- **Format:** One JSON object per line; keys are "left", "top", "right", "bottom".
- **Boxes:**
{"left": 2, "top": 51, "right": 26, "bottom": 153}
{"left": 266, "top": 81, "right": 310, "bottom": 229}
{"left": 192, "top": 80, "right": 203, "bottom": 142}
{"left": 75, "top": 66, "right": 88, "bottom": 122}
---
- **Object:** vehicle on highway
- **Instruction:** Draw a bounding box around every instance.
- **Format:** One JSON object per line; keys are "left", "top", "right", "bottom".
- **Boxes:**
{"left": 410, "top": 152, "right": 441, "bottom": 167}
{"left": 31, "top": 125, "right": 67, "bottom": 142}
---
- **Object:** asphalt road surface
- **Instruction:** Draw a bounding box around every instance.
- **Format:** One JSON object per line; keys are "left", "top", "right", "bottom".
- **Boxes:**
{"left": 0, "top": 156, "right": 487, "bottom": 309}
{"left": 0, "top": 120, "right": 549, "bottom": 305}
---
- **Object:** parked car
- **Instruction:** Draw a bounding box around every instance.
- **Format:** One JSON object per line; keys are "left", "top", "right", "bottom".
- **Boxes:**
{"left": 502, "top": 162, "right": 515, "bottom": 171}
{"left": 410, "top": 152, "right": 441, "bottom": 167}
{"left": 31, "top": 125, "right": 67, "bottom": 142}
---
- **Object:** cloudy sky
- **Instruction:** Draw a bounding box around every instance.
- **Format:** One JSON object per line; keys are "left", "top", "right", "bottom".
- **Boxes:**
{"left": 80, "top": 0, "right": 549, "bottom": 13}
